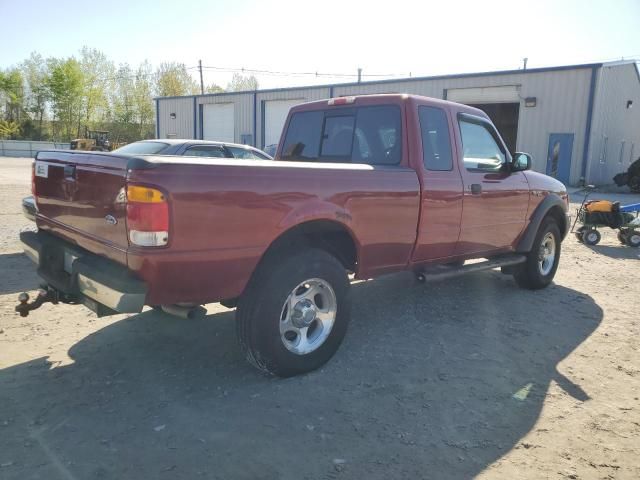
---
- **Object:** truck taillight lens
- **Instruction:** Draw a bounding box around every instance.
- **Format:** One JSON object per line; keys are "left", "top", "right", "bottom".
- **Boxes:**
{"left": 31, "top": 162, "right": 35, "bottom": 195}
{"left": 126, "top": 185, "right": 169, "bottom": 247}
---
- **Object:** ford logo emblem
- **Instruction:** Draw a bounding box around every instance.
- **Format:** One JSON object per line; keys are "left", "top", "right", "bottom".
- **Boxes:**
{"left": 105, "top": 215, "right": 118, "bottom": 225}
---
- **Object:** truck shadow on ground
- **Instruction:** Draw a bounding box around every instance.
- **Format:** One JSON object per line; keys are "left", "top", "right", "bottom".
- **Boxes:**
{"left": 0, "top": 253, "right": 40, "bottom": 295}
{"left": 0, "top": 271, "right": 602, "bottom": 480}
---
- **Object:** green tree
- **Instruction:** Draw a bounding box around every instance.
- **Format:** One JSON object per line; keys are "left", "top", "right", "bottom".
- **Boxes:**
{"left": 205, "top": 82, "right": 225, "bottom": 94}
{"left": 0, "top": 68, "right": 25, "bottom": 122}
{"left": 107, "top": 61, "right": 155, "bottom": 142}
{"left": 0, "top": 119, "right": 21, "bottom": 139}
{"left": 111, "top": 63, "right": 134, "bottom": 123}
{"left": 79, "top": 46, "right": 113, "bottom": 128}
{"left": 133, "top": 61, "right": 155, "bottom": 138}
{"left": 21, "top": 52, "right": 50, "bottom": 139}
{"left": 226, "top": 73, "right": 258, "bottom": 92}
{"left": 155, "top": 62, "right": 199, "bottom": 97}
{"left": 47, "top": 58, "right": 84, "bottom": 141}
{"left": 107, "top": 63, "right": 135, "bottom": 141}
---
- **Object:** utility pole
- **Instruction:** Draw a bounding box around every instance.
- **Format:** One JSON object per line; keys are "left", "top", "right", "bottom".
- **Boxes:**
{"left": 522, "top": 57, "right": 528, "bottom": 70}
{"left": 357, "top": 68, "right": 362, "bottom": 83}
{"left": 198, "top": 59, "right": 204, "bottom": 95}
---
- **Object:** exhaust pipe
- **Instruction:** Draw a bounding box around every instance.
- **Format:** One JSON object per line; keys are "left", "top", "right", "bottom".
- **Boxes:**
{"left": 160, "top": 304, "right": 206, "bottom": 320}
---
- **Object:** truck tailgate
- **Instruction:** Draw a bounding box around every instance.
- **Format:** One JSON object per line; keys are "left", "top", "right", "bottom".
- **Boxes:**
{"left": 33, "top": 151, "right": 130, "bottom": 263}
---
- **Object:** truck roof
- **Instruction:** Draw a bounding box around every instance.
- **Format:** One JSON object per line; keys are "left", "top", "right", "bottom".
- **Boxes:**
{"left": 291, "top": 93, "right": 488, "bottom": 118}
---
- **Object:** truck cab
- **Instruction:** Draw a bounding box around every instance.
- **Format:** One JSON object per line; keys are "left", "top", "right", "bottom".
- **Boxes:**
{"left": 278, "top": 94, "right": 568, "bottom": 266}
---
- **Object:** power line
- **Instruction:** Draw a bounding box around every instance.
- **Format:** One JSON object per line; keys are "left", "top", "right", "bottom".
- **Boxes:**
{"left": 76, "top": 52, "right": 640, "bottom": 86}
{"left": 191, "top": 54, "right": 640, "bottom": 83}
{"left": 195, "top": 65, "right": 407, "bottom": 78}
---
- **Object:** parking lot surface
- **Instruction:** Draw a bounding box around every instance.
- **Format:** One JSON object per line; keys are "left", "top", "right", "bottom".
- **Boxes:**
{"left": 1, "top": 157, "right": 639, "bottom": 479}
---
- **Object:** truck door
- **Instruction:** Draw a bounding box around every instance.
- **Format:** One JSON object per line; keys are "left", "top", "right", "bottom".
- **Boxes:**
{"left": 453, "top": 113, "right": 529, "bottom": 255}
{"left": 412, "top": 105, "right": 464, "bottom": 261}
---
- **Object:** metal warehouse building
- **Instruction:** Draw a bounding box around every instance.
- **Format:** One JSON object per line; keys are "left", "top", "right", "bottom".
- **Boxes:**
{"left": 155, "top": 61, "right": 640, "bottom": 186}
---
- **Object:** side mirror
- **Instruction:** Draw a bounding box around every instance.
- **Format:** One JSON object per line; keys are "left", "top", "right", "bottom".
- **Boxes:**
{"left": 512, "top": 152, "right": 532, "bottom": 172}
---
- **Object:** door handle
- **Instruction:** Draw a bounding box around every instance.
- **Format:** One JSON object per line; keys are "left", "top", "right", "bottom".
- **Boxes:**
{"left": 470, "top": 183, "right": 482, "bottom": 195}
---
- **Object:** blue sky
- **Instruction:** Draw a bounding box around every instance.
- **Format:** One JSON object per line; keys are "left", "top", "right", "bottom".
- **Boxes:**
{"left": 1, "top": 0, "right": 638, "bottom": 89}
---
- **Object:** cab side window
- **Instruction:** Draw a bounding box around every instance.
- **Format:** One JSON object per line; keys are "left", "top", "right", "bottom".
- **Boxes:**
{"left": 419, "top": 106, "right": 453, "bottom": 171}
{"left": 458, "top": 119, "right": 506, "bottom": 172}
{"left": 353, "top": 106, "right": 402, "bottom": 165}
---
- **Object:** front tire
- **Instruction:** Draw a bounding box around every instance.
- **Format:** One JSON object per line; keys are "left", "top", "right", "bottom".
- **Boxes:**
{"left": 236, "top": 248, "right": 351, "bottom": 377}
{"left": 513, "top": 218, "right": 561, "bottom": 290}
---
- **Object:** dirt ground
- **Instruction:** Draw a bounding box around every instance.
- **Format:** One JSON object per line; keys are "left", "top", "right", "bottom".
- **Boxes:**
{"left": 0, "top": 156, "right": 639, "bottom": 479}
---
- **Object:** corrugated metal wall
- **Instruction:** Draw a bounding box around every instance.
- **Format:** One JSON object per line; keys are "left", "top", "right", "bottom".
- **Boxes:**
{"left": 197, "top": 93, "right": 254, "bottom": 144}
{"left": 157, "top": 97, "right": 194, "bottom": 139}
{"left": 334, "top": 68, "right": 593, "bottom": 184}
{"left": 157, "top": 65, "right": 640, "bottom": 186}
{"left": 586, "top": 63, "right": 640, "bottom": 185}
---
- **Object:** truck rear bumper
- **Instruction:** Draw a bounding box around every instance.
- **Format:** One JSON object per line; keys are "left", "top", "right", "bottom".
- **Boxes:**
{"left": 22, "top": 195, "right": 37, "bottom": 222}
{"left": 20, "top": 230, "right": 147, "bottom": 315}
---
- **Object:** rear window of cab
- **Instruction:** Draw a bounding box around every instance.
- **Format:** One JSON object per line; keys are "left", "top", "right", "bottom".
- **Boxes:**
{"left": 281, "top": 105, "right": 402, "bottom": 165}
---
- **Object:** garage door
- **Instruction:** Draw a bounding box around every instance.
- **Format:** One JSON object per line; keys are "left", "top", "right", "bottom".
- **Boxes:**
{"left": 447, "top": 85, "right": 520, "bottom": 104}
{"left": 264, "top": 99, "right": 302, "bottom": 147}
{"left": 202, "top": 103, "right": 235, "bottom": 142}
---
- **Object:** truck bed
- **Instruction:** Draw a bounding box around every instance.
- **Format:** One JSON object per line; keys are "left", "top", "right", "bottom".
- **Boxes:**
{"left": 33, "top": 151, "right": 421, "bottom": 305}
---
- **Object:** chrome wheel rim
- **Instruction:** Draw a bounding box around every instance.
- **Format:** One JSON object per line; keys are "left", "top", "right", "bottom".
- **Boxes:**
{"left": 279, "top": 278, "right": 337, "bottom": 355}
{"left": 630, "top": 233, "right": 640, "bottom": 245}
{"left": 538, "top": 232, "right": 556, "bottom": 276}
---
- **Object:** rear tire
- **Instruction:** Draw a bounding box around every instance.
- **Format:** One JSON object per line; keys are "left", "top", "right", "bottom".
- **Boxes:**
{"left": 236, "top": 248, "right": 351, "bottom": 377}
{"left": 513, "top": 218, "right": 561, "bottom": 290}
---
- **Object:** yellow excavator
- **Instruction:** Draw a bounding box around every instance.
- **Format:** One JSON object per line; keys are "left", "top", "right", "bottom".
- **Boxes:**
{"left": 70, "top": 129, "right": 125, "bottom": 152}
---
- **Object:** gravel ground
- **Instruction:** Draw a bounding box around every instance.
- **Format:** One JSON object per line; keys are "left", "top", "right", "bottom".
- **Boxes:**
{"left": 0, "top": 157, "right": 639, "bottom": 479}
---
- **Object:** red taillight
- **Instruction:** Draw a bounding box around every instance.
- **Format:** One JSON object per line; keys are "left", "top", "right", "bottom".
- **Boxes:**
{"left": 127, "top": 202, "right": 169, "bottom": 231}
{"left": 126, "top": 185, "right": 169, "bottom": 247}
{"left": 31, "top": 161, "right": 35, "bottom": 196}
{"left": 328, "top": 96, "right": 356, "bottom": 106}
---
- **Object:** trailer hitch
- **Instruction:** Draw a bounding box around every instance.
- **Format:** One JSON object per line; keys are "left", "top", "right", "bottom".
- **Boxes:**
{"left": 15, "top": 287, "right": 60, "bottom": 317}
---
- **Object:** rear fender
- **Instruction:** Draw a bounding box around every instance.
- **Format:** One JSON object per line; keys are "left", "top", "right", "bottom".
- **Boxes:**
{"left": 277, "top": 199, "right": 354, "bottom": 234}
{"left": 263, "top": 199, "right": 361, "bottom": 272}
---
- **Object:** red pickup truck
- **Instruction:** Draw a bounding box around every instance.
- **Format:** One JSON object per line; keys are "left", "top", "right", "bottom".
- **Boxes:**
{"left": 18, "top": 94, "right": 569, "bottom": 377}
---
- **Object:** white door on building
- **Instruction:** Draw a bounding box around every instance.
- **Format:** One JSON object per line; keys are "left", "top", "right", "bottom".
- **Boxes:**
{"left": 202, "top": 103, "right": 235, "bottom": 142}
{"left": 264, "top": 99, "right": 302, "bottom": 147}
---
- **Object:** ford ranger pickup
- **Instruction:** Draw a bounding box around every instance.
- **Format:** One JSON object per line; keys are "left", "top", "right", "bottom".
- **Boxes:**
{"left": 17, "top": 94, "right": 570, "bottom": 377}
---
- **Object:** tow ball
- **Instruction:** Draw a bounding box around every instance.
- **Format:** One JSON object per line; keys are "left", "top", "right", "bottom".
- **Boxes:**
{"left": 15, "top": 287, "right": 60, "bottom": 317}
